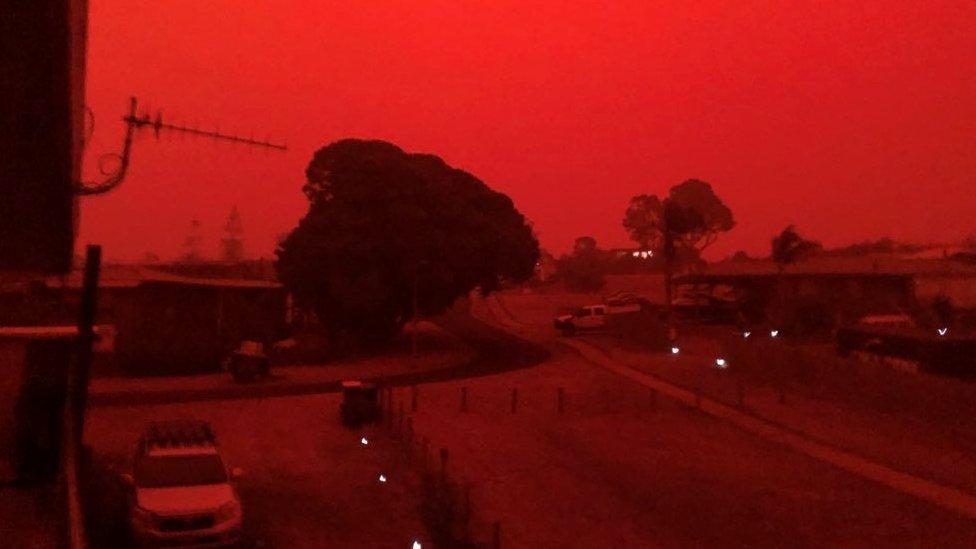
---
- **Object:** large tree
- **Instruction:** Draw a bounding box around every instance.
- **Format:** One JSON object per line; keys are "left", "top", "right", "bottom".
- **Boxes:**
{"left": 623, "top": 179, "right": 734, "bottom": 321}
{"left": 276, "top": 139, "right": 539, "bottom": 342}
{"left": 771, "top": 225, "right": 821, "bottom": 272}
{"left": 555, "top": 236, "right": 608, "bottom": 292}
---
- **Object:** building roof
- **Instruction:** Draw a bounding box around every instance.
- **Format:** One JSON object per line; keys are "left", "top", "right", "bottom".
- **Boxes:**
{"left": 0, "top": 325, "right": 108, "bottom": 340}
{"left": 43, "top": 264, "right": 282, "bottom": 291}
{"left": 686, "top": 256, "right": 976, "bottom": 281}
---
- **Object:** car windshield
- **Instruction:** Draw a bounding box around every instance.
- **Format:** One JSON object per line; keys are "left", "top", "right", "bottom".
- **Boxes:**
{"left": 135, "top": 454, "right": 227, "bottom": 488}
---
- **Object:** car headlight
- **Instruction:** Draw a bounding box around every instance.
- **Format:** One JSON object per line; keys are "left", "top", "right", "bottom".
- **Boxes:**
{"left": 215, "top": 500, "right": 241, "bottom": 523}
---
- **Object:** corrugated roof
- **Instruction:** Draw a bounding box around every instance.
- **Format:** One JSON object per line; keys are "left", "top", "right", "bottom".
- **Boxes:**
{"left": 43, "top": 265, "right": 281, "bottom": 290}
{"left": 695, "top": 256, "right": 976, "bottom": 278}
{"left": 0, "top": 325, "right": 109, "bottom": 340}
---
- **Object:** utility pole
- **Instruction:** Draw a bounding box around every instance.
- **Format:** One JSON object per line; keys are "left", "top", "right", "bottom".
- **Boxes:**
{"left": 412, "top": 262, "right": 419, "bottom": 357}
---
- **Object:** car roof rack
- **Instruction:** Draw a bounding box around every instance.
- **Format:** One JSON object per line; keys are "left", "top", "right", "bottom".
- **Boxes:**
{"left": 141, "top": 419, "right": 217, "bottom": 450}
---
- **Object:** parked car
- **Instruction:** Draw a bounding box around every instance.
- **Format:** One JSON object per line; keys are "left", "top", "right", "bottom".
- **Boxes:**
{"left": 553, "top": 295, "right": 644, "bottom": 336}
{"left": 122, "top": 420, "right": 243, "bottom": 548}
{"left": 223, "top": 340, "right": 271, "bottom": 383}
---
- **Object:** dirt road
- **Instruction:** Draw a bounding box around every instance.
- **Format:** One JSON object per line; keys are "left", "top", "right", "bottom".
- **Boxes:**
{"left": 400, "top": 293, "right": 976, "bottom": 547}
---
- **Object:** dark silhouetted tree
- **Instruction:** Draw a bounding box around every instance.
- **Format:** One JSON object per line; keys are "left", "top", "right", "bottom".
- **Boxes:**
{"left": 770, "top": 225, "right": 822, "bottom": 331}
{"left": 771, "top": 225, "right": 822, "bottom": 272}
{"left": 276, "top": 139, "right": 539, "bottom": 343}
{"left": 556, "top": 236, "right": 608, "bottom": 292}
{"left": 623, "top": 179, "right": 734, "bottom": 321}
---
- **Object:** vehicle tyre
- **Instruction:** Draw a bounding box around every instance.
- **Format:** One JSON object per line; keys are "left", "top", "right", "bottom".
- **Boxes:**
{"left": 561, "top": 325, "right": 576, "bottom": 337}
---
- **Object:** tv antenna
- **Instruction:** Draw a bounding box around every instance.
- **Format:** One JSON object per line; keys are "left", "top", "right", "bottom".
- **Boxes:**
{"left": 75, "top": 96, "right": 287, "bottom": 195}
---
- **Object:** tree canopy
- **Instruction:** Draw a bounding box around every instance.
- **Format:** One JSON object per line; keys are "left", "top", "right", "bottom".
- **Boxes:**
{"left": 623, "top": 179, "right": 734, "bottom": 258}
{"left": 771, "top": 225, "right": 822, "bottom": 270}
{"left": 276, "top": 139, "right": 539, "bottom": 342}
{"left": 556, "top": 236, "right": 608, "bottom": 292}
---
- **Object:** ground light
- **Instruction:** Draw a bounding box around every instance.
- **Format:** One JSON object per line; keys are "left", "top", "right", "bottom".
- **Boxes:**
{"left": 938, "top": 327, "right": 948, "bottom": 336}
{"left": 413, "top": 541, "right": 422, "bottom": 549}
{"left": 378, "top": 474, "right": 387, "bottom": 483}
{"left": 742, "top": 331, "right": 751, "bottom": 339}
{"left": 360, "top": 436, "right": 369, "bottom": 446}
{"left": 715, "top": 358, "right": 728, "bottom": 369}
{"left": 770, "top": 330, "right": 779, "bottom": 338}
{"left": 671, "top": 346, "right": 680, "bottom": 355}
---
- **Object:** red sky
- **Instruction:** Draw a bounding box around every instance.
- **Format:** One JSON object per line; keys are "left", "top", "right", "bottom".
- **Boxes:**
{"left": 82, "top": 1, "right": 976, "bottom": 261}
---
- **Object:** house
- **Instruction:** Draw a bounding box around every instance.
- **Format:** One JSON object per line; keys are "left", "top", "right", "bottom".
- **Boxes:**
{"left": 113, "top": 277, "right": 286, "bottom": 375}
{"left": 675, "top": 255, "right": 976, "bottom": 327}
{"left": 2, "top": 265, "right": 288, "bottom": 375}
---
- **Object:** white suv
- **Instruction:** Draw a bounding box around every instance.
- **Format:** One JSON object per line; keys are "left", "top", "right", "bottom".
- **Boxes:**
{"left": 123, "top": 420, "right": 243, "bottom": 548}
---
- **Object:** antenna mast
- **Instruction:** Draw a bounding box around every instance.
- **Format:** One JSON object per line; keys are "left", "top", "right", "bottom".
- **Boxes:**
{"left": 75, "top": 96, "right": 287, "bottom": 196}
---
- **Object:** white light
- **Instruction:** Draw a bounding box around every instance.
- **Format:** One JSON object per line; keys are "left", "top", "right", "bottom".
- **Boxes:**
{"left": 938, "top": 327, "right": 948, "bottom": 336}
{"left": 640, "top": 251, "right": 649, "bottom": 259}
{"left": 632, "top": 251, "right": 640, "bottom": 258}
{"left": 671, "top": 346, "right": 680, "bottom": 355}
{"left": 360, "top": 436, "right": 369, "bottom": 446}
{"left": 770, "top": 330, "right": 779, "bottom": 338}
{"left": 715, "top": 358, "right": 727, "bottom": 368}
{"left": 743, "top": 331, "right": 751, "bottom": 338}
{"left": 379, "top": 474, "right": 387, "bottom": 483}
{"left": 413, "top": 541, "right": 422, "bottom": 549}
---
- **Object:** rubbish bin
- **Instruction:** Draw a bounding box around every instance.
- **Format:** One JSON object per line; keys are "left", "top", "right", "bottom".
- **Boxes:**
{"left": 339, "top": 381, "right": 380, "bottom": 427}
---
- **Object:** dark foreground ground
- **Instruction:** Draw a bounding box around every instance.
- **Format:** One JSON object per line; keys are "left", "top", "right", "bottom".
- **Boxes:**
{"left": 81, "top": 297, "right": 976, "bottom": 547}
{"left": 80, "top": 307, "right": 549, "bottom": 548}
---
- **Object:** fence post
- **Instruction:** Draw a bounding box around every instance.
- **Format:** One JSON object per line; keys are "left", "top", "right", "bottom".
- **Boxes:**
{"left": 462, "top": 483, "right": 472, "bottom": 538}
{"left": 411, "top": 385, "right": 419, "bottom": 412}
{"left": 557, "top": 387, "right": 564, "bottom": 415}
{"left": 396, "top": 403, "right": 404, "bottom": 434}
{"left": 510, "top": 388, "right": 518, "bottom": 414}
{"left": 439, "top": 447, "right": 449, "bottom": 480}
{"left": 461, "top": 387, "right": 468, "bottom": 413}
{"left": 405, "top": 418, "right": 414, "bottom": 462}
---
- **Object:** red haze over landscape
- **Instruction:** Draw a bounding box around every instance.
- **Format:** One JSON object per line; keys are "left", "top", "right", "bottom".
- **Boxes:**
{"left": 81, "top": 1, "right": 976, "bottom": 261}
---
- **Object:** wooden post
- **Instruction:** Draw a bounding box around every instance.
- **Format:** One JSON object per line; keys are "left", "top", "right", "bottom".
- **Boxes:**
{"left": 510, "top": 388, "right": 518, "bottom": 414}
{"left": 439, "top": 447, "right": 449, "bottom": 479}
{"left": 557, "top": 387, "right": 565, "bottom": 415}
{"left": 461, "top": 386, "right": 468, "bottom": 412}
{"left": 463, "top": 483, "right": 472, "bottom": 536}
{"left": 70, "top": 245, "right": 101, "bottom": 442}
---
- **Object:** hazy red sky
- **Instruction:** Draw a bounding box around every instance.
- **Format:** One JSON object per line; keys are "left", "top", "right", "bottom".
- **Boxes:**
{"left": 82, "top": 1, "right": 976, "bottom": 261}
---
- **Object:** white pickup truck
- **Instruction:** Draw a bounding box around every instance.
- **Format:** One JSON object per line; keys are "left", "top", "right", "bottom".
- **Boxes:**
{"left": 124, "top": 420, "right": 244, "bottom": 548}
{"left": 553, "top": 295, "right": 644, "bottom": 336}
